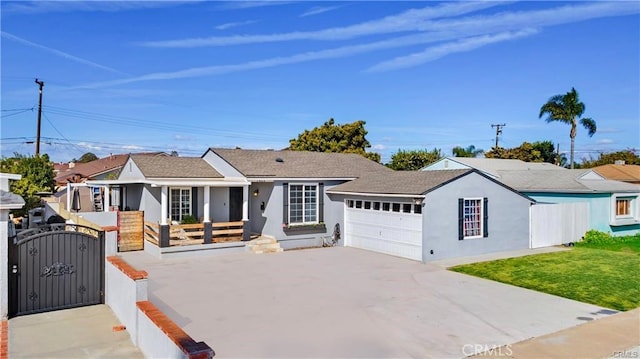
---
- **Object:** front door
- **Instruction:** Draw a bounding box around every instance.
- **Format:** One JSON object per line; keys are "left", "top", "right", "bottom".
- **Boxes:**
{"left": 229, "top": 187, "right": 243, "bottom": 221}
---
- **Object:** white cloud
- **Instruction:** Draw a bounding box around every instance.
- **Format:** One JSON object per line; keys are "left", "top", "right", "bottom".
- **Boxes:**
{"left": 371, "top": 144, "right": 387, "bottom": 151}
{"left": 217, "top": 1, "right": 293, "bottom": 10}
{"left": 139, "top": 2, "right": 508, "bottom": 47}
{"left": 215, "top": 20, "right": 257, "bottom": 30}
{"left": 299, "top": 6, "right": 342, "bottom": 18}
{"left": 367, "top": 28, "right": 538, "bottom": 72}
{"left": 1, "top": 31, "right": 127, "bottom": 75}
{"left": 2, "top": 1, "right": 201, "bottom": 14}
{"left": 596, "top": 139, "right": 615, "bottom": 145}
{"left": 596, "top": 128, "right": 622, "bottom": 134}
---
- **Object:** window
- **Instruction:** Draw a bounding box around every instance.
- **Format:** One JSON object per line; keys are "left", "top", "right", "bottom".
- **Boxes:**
{"left": 611, "top": 194, "right": 639, "bottom": 226}
{"left": 402, "top": 203, "right": 412, "bottom": 213}
{"left": 170, "top": 188, "right": 191, "bottom": 222}
{"left": 364, "top": 201, "right": 371, "bottom": 210}
{"left": 347, "top": 200, "right": 354, "bottom": 208}
{"left": 414, "top": 204, "right": 422, "bottom": 214}
{"left": 458, "top": 198, "right": 488, "bottom": 240}
{"left": 289, "top": 184, "right": 318, "bottom": 224}
{"left": 382, "top": 202, "right": 390, "bottom": 211}
{"left": 373, "top": 202, "right": 381, "bottom": 210}
{"left": 616, "top": 198, "right": 632, "bottom": 217}
{"left": 355, "top": 200, "right": 362, "bottom": 209}
{"left": 392, "top": 203, "right": 401, "bottom": 212}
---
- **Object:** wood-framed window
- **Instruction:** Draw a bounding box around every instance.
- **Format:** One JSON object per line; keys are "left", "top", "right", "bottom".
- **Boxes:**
{"left": 170, "top": 187, "right": 191, "bottom": 222}
{"left": 289, "top": 184, "right": 318, "bottom": 225}
{"left": 458, "top": 197, "right": 488, "bottom": 240}
{"left": 616, "top": 198, "right": 632, "bottom": 217}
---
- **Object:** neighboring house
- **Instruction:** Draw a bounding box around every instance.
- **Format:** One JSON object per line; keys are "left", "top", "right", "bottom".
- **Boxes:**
{"left": 327, "top": 169, "right": 534, "bottom": 261}
{"left": 1, "top": 173, "right": 24, "bottom": 319}
{"left": 423, "top": 157, "right": 563, "bottom": 179}
{"left": 423, "top": 158, "right": 640, "bottom": 236}
{"left": 590, "top": 163, "right": 640, "bottom": 184}
{"left": 54, "top": 153, "right": 166, "bottom": 212}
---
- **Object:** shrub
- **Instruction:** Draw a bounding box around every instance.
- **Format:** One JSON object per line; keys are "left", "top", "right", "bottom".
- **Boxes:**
{"left": 180, "top": 215, "right": 198, "bottom": 224}
{"left": 582, "top": 230, "right": 639, "bottom": 244}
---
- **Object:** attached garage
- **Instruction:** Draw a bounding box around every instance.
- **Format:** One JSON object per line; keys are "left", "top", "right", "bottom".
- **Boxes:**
{"left": 344, "top": 199, "right": 422, "bottom": 260}
{"left": 328, "top": 169, "right": 534, "bottom": 262}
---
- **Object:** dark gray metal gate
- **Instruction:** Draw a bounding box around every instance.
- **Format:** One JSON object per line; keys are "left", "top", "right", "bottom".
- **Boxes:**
{"left": 8, "top": 223, "right": 105, "bottom": 317}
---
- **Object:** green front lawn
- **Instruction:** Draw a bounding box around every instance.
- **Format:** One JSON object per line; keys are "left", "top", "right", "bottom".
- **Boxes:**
{"left": 450, "top": 239, "right": 640, "bottom": 311}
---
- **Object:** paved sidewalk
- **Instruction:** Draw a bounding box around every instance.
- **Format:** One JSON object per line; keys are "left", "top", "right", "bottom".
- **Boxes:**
{"left": 9, "top": 305, "right": 143, "bottom": 358}
{"left": 472, "top": 308, "right": 640, "bottom": 358}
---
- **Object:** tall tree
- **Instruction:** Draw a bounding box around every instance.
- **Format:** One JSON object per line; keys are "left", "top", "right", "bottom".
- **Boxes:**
{"left": 289, "top": 118, "right": 381, "bottom": 162}
{"left": 452, "top": 145, "right": 484, "bottom": 158}
{"left": 0, "top": 153, "right": 55, "bottom": 216}
{"left": 539, "top": 87, "right": 596, "bottom": 169}
{"left": 386, "top": 148, "right": 443, "bottom": 171}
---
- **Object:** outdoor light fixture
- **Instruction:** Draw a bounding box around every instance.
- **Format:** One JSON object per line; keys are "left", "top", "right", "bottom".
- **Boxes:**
{"left": 253, "top": 189, "right": 259, "bottom": 197}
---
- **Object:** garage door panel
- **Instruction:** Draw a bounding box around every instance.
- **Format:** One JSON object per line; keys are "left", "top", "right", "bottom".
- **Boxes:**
{"left": 345, "top": 206, "right": 422, "bottom": 261}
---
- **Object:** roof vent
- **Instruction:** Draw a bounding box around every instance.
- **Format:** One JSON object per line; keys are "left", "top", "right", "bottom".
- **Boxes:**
{"left": 275, "top": 157, "right": 284, "bottom": 163}
{"left": 614, "top": 160, "right": 625, "bottom": 165}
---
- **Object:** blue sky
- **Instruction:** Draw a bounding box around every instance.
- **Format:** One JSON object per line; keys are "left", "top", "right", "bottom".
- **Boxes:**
{"left": 1, "top": 1, "right": 639, "bottom": 164}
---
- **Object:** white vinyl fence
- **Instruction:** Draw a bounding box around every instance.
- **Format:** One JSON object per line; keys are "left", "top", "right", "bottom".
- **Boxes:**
{"left": 530, "top": 202, "right": 590, "bottom": 248}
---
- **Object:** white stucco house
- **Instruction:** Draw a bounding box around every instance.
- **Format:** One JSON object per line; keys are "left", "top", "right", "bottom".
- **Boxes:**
{"left": 0, "top": 173, "right": 24, "bottom": 319}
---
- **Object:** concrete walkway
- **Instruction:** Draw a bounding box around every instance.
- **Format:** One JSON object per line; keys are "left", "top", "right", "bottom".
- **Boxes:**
{"left": 9, "top": 305, "right": 143, "bottom": 358}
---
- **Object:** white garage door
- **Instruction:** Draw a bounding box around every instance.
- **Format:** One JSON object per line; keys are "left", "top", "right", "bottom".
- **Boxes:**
{"left": 345, "top": 200, "right": 422, "bottom": 261}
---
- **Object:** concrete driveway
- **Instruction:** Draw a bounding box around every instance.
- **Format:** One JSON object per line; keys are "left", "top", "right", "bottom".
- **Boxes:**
{"left": 122, "top": 247, "right": 615, "bottom": 358}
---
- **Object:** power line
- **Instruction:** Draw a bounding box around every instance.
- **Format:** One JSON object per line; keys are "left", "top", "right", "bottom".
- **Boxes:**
{"left": 42, "top": 111, "right": 86, "bottom": 157}
{"left": 491, "top": 124, "right": 506, "bottom": 148}
{"left": 0, "top": 108, "right": 34, "bottom": 119}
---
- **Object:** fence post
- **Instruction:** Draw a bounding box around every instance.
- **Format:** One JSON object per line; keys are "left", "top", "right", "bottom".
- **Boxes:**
{"left": 203, "top": 222, "right": 212, "bottom": 244}
{"left": 159, "top": 225, "right": 170, "bottom": 248}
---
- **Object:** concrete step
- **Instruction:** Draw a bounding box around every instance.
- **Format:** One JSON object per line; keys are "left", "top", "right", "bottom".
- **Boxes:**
{"left": 253, "top": 238, "right": 277, "bottom": 245}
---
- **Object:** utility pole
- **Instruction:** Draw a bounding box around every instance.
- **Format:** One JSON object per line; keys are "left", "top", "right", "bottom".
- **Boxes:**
{"left": 35, "top": 78, "right": 44, "bottom": 156}
{"left": 491, "top": 123, "right": 506, "bottom": 148}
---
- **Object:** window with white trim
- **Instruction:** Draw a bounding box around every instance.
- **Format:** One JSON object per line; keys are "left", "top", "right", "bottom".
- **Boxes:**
{"left": 462, "top": 198, "right": 483, "bottom": 239}
{"left": 611, "top": 194, "right": 639, "bottom": 225}
{"left": 289, "top": 184, "right": 318, "bottom": 224}
{"left": 170, "top": 187, "right": 191, "bottom": 222}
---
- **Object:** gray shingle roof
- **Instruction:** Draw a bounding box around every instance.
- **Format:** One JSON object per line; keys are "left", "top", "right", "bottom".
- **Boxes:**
{"left": 131, "top": 155, "right": 223, "bottom": 178}
{"left": 328, "top": 169, "right": 472, "bottom": 195}
{"left": 211, "top": 148, "right": 392, "bottom": 178}
{"left": 441, "top": 157, "right": 564, "bottom": 177}
{"left": 496, "top": 169, "right": 640, "bottom": 193}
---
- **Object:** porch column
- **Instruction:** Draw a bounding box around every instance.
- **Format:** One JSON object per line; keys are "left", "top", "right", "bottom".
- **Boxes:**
{"left": 66, "top": 183, "right": 71, "bottom": 211}
{"left": 203, "top": 186, "right": 211, "bottom": 222}
{"left": 242, "top": 184, "right": 250, "bottom": 241}
{"left": 160, "top": 186, "right": 168, "bottom": 225}
{"left": 104, "top": 186, "right": 110, "bottom": 212}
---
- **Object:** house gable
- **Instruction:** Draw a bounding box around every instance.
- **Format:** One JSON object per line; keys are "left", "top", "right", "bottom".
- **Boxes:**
{"left": 201, "top": 149, "right": 245, "bottom": 179}
{"left": 118, "top": 157, "right": 145, "bottom": 180}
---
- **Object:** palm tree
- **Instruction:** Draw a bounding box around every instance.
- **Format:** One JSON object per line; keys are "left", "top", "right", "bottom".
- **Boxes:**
{"left": 539, "top": 87, "right": 596, "bottom": 169}
{"left": 452, "top": 145, "right": 484, "bottom": 158}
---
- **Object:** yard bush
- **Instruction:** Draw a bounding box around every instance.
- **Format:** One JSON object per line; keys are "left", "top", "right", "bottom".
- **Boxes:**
{"left": 582, "top": 230, "right": 639, "bottom": 244}
{"left": 180, "top": 215, "right": 198, "bottom": 224}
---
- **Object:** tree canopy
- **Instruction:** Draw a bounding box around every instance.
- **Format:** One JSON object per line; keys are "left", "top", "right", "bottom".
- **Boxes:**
{"left": 484, "top": 141, "right": 564, "bottom": 164}
{"left": 0, "top": 153, "right": 55, "bottom": 216}
{"left": 73, "top": 152, "right": 98, "bottom": 163}
{"left": 386, "top": 148, "right": 443, "bottom": 171}
{"left": 289, "top": 118, "right": 381, "bottom": 162}
{"left": 577, "top": 150, "right": 640, "bottom": 168}
{"left": 452, "top": 145, "right": 484, "bottom": 158}
{"left": 539, "top": 87, "right": 596, "bottom": 168}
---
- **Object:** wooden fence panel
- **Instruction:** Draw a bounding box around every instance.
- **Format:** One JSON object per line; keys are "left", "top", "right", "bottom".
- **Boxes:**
{"left": 530, "top": 202, "right": 589, "bottom": 248}
{"left": 118, "top": 211, "right": 144, "bottom": 252}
